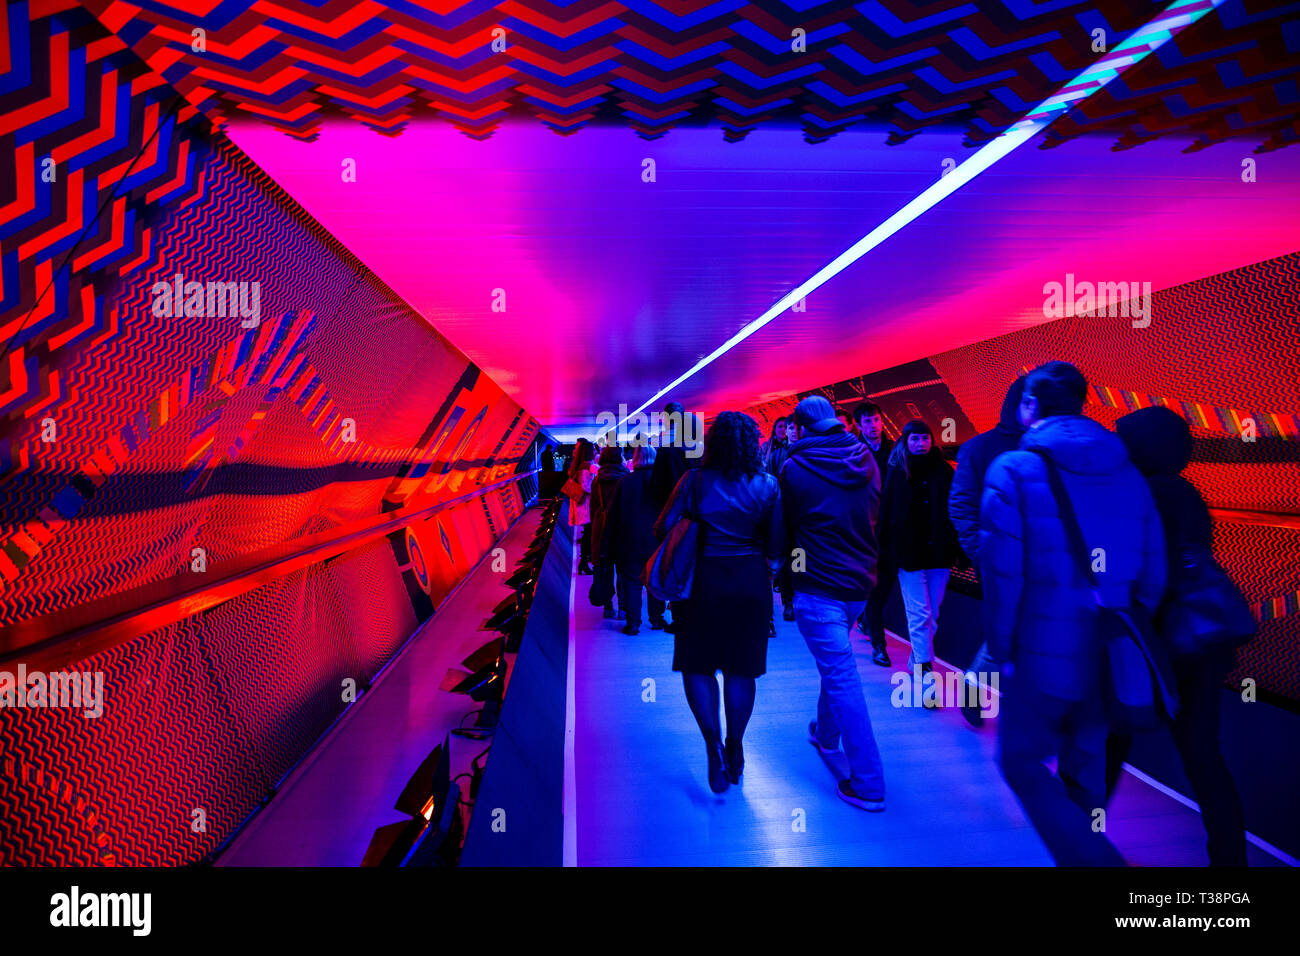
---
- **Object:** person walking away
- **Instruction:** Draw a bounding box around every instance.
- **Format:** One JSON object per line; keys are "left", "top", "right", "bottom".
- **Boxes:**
{"left": 855, "top": 401, "right": 896, "bottom": 666}
{"left": 947, "top": 376, "right": 1027, "bottom": 725}
{"left": 589, "top": 445, "right": 630, "bottom": 619}
{"left": 981, "top": 361, "right": 1166, "bottom": 866}
{"left": 566, "top": 438, "right": 598, "bottom": 574}
{"left": 781, "top": 396, "right": 887, "bottom": 811}
{"left": 601, "top": 444, "right": 668, "bottom": 634}
{"left": 1111, "top": 406, "right": 1248, "bottom": 866}
{"left": 654, "top": 412, "right": 783, "bottom": 793}
{"left": 650, "top": 401, "right": 701, "bottom": 509}
{"left": 761, "top": 416, "right": 795, "bottom": 627}
{"left": 879, "top": 420, "right": 960, "bottom": 694}
{"left": 650, "top": 402, "right": 702, "bottom": 632}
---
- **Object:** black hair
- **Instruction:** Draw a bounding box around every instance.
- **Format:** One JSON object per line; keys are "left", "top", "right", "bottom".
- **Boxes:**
{"left": 703, "top": 411, "right": 764, "bottom": 480}
{"left": 854, "top": 401, "right": 882, "bottom": 422}
{"left": 886, "top": 419, "right": 939, "bottom": 478}
{"left": 1025, "top": 361, "right": 1088, "bottom": 418}
{"left": 570, "top": 438, "right": 595, "bottom": 474}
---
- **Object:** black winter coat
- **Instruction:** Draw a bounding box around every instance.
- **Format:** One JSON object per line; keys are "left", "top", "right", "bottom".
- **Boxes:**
{"left": 880, "top": 451, "right": 960, "bottom": 572}
{"left": 948, "top": 377, "right": 1025, "bottom": 564}
{"left": 601, "top": 465, "right": 660, "bottom": 572}
{"left": 589, "top": 461, "right": 629, "bottom": 562}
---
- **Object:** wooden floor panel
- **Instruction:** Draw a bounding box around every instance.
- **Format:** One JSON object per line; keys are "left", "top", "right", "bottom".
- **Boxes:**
{"left": 573, "top": 587, "right": 1281, "bottom": 867}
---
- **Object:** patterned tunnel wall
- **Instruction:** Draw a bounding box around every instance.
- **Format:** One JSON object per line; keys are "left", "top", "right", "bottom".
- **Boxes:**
{"left": 742, "top": 253, "right": 1300, "bottom": 705}
{"left": 1, "top": 3, "right": 540, "bottom": 864}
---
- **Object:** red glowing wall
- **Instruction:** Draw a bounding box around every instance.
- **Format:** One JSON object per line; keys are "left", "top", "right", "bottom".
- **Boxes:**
{"left": 743, "top": 253, "right": 1300, "bottom": 704}
{"left": 0, "top": 3, "right": 539, "bottom": 865}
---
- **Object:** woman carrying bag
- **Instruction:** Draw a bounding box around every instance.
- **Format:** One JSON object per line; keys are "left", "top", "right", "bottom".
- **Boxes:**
{"left": 652, "top": 412, "right": 783, "bottom": 793}
{"left": 564, "top": 438, "right": 599, "bottom": 574}
{"left": 1109, "top": 406, "right": 1252, "bottom": 866}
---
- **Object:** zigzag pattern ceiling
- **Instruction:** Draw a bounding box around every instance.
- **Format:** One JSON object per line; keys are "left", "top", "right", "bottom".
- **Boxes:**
{"left": 72, "top": 0, "right": 1300, "bottom": 148}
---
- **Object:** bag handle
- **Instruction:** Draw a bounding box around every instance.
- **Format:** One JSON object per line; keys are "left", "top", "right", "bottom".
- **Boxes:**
{"left": 1029, "top": 449, "right": 1102, "bottom": 605}
{"left": 686, "top": 468, "right": 705, "bottom": 523}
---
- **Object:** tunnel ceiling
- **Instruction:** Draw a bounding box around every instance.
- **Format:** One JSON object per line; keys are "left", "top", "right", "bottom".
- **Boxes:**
{"left": 80, "top": 1, "right": 1298, "bottom": 150}
{"left": 228, "top": 120, "right": 1300, "bottom": 427}
{"left": 80, "top": 0, "right": 1300, "bottom": 427}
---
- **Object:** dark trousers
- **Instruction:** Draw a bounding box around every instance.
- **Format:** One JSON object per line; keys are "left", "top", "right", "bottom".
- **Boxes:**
{"left": 998, "top": 676, "right": 1126, "bottom": 866}
{"left": 579, "top": 524, "right": 591, "bottom": 567}
{"left": 859, "top": 556, "right": 896, "bottom": 650}
{"left": 778, "top": 564, "right": 793, "bottom": 609}
{"left": 619, "top": 567, "right": 665, "bottom": 628}
{"left": 1105, "top": 653, "right": 1247, "bottom": 867}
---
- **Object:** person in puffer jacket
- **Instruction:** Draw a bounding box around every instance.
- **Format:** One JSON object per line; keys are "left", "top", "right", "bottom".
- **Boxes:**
{"left": 980, "top": 361, "right": 1166, "bottom": 866}
{"left": 1109, "top": 406, "right": 1248, "bottom": 866}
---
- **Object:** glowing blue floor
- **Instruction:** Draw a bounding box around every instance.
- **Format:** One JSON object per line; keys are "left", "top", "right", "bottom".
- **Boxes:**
{"left": 571, "top": 583, "right": 1283, "bottom": 867}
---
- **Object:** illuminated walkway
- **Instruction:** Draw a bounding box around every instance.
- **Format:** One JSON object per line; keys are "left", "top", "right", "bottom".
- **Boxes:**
{"left": 571, "top": 586, "right": 1285, "bottom": 867}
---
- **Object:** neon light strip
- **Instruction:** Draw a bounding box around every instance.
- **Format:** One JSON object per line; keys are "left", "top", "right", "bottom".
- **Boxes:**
{"left": 617, "top": 0, "right": 1226, "bottom": 430}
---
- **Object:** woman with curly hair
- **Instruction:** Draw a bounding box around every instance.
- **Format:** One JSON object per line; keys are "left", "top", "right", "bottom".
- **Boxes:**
{"left": 654, "top": 411, "right": 784, "bottom": 793}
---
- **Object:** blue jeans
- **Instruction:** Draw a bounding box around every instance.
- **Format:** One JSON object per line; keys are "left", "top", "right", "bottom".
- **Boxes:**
{"left": 794, "top": 591, "right": 886, "bottom": 800}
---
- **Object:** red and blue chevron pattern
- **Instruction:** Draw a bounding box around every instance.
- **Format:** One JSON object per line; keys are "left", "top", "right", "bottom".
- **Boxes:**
{"left": 64, "top": 0, "right": 1300, "bottom": 148}
{"left": 0, "top": 2, "right": 543, "bottom": 865}
{"left": 741, "top": 252, "right": 1300, "bottom": 703}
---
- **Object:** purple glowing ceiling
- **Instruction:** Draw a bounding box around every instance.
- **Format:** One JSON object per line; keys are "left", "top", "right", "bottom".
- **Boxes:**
{"left": 228, "top": 118, "right": 1300, "bottom": 427}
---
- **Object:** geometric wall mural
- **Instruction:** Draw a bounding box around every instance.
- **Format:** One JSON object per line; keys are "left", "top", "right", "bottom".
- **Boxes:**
{"left": 1, "top": 0, "right": 540, "bottom": 865}
{"left": 741, "top": 251, "right": 1300, "bottom": 704}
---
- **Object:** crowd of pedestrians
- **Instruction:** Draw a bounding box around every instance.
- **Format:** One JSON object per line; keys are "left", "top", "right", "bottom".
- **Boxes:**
{"left": 559, "top": 362, "right": 1249, "bottom": 865}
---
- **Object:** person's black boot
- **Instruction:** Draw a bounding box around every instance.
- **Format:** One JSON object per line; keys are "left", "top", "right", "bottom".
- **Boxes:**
{"left": 960, "top": 673, "right": 984, "bottom": 727}
{"left": 871, "top": 641, "right": 891, "bottom": 667}
{"left": 783, "top": 606, "right": 796, "bottom": 622}
{"left": 706, "top": 741, "right": 730, "bottom": 793}
{"left": 724, "top": 737, "right": 744, "bottom": 785}
{"left": 920, "top": 662, "right": 937, "bottom": 709}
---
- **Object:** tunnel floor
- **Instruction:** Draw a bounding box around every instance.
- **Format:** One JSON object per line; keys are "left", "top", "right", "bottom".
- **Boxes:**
{"left": 570, "top": 560, "right": 1285, "bottom": 867}
{"left": 213, "top": 506, "right": 1285, "bottom": 868}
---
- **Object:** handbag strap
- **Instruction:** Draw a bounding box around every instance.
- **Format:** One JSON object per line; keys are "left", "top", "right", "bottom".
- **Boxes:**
{"left": 687, "top": 469, "right": 705, "bottom": 523}
{"left": 1030, "top": 449, "right": 1102, "bottom": 605}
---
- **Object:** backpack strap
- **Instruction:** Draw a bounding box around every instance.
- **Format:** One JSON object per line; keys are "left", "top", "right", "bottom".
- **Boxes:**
{"left": 1030, "top": 449, "right": 1102, "bottom": 605}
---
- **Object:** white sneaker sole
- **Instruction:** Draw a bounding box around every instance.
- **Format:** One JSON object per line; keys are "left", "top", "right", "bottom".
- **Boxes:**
{"left": 837, "top": 789, "right": 886, "bottom": 812}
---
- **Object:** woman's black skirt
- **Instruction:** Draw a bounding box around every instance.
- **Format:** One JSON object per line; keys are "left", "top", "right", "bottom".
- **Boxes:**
{"left": 672, "top": 553, "right": 770, "bottom": 678}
